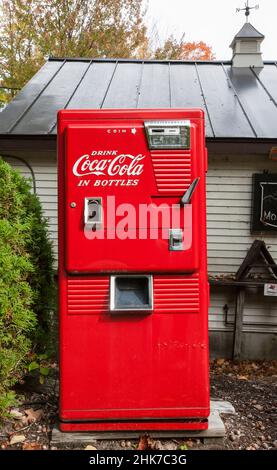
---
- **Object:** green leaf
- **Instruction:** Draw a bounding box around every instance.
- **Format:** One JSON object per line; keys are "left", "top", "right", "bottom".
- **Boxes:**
{"left": 179, "top": 444, "right": 188, "bottom": 450}
{"left": 39, "top": 367, "right": 49, "bottom": 376}
{"left": 38, "top": 354, "right": 48, "bottom": 360}
{"left": 28, "top": 361, "right": 39, "bottom": 372}
{"left": 39, "top": 375, "right": 45, "bottom": 385}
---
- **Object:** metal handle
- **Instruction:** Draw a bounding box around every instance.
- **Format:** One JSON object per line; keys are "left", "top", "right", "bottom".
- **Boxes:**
{"left": 180, "top": 177, "right": 200, "bottom": 206}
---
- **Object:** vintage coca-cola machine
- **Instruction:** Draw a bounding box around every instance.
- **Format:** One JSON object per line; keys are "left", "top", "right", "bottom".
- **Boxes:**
{"left": 58, "top": 109, "right": 209, "bottom": 432}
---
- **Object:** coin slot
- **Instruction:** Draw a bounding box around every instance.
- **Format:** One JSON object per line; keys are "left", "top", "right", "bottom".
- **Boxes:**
{"left": 110, "top": 275, "right": 153, "bottom": 313}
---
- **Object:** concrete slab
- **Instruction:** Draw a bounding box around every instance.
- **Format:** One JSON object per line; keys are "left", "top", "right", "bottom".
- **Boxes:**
{"left": 211, "top": 400, "right": 236, "bottom": 415}
{"left": 51, "top": 400, "right": 235, "bottom": 444}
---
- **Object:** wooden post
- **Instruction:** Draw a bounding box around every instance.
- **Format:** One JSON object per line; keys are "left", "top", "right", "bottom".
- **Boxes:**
{"left": 232, "top": 287, "right": 246, "bottom": 362}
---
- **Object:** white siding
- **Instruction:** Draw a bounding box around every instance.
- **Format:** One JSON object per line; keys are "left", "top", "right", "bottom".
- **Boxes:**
{"left": 6, "top": 152, "right": 277, "bottom": 333}
{"left": 5, "top": 154, "right": 58, "bottom": 263}
{"left": 207, "top": 155, "right": 277, "bottom": 274}
{"left": 207, "top": 154, "right": 277, "bottom": 332}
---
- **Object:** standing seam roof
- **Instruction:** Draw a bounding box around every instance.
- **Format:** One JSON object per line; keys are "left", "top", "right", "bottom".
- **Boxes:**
{"left": 0, "top": 58, "right": 277, "bottom": 139}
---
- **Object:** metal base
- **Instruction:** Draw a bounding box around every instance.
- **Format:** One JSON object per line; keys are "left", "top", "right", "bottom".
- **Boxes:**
{"left": 59, "top": 419, "right": 208, "bottom": 432}
{"left": 51, "top": 401, "right": 235, "bottom": 443}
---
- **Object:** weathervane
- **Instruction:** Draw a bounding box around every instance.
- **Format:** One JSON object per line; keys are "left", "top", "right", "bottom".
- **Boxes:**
{"left": 236, "top": 1, "right": 259, "bottom": 23}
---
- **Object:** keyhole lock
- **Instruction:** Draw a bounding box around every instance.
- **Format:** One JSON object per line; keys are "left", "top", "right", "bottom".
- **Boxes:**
{"left": 169, "top": 229, "right": 184, "bottom": 251}
{"left": 84, "top": 197, "right": 102, "bottom": 227}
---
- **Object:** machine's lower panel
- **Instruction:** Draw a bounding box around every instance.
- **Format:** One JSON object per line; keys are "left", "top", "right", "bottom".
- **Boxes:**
{"left": 60, "top": 273, "right": 209, "bottom": 431}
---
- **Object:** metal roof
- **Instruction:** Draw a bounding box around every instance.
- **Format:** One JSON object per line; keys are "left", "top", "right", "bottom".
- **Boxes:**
{"left": 234, "top": 22, "right": 265, "bottom": 39}
{"left": 0, "top": 57, "right": 277, "bottom": 140}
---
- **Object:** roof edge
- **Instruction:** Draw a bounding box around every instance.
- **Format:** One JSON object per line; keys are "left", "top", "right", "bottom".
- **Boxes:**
{"left": 0, "top": 134, "right": 276, "bottom": 142}
{"left": 48, "top": 56, "right": 232, "bottom": 65}
{"left": 0, "top": 135, "right": 276, "bottom": 157}
{"left": 47, "top": 56, "right": 277, "bottom": 65}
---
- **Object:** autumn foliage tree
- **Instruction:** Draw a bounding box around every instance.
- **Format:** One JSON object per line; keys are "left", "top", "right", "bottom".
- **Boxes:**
{"left": 0, "top": 1, "right": 215, "bottom": 104}
{"left": 0, "top": 0, "right": 40, "bottom": 98}
{"left": 0, "top": 0, "right": 148, "bottom": 101}
{"left": 180, "top": 41, "right": 215, "bottom": 60}
{"left": 34, "top": 0, "right": 148, "bottom": 58}
{"left": 154, "top": 36, "right": 215, "bottom": 61}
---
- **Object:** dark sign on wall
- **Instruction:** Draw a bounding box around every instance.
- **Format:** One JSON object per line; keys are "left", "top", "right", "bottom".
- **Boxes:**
{"left": 251, "top": 173, "right": 277, "bottom": 232}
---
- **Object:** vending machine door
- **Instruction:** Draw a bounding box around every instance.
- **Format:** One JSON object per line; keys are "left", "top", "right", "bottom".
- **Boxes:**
{"left": 64, "top": 118, "right": 203, "bottom": 273}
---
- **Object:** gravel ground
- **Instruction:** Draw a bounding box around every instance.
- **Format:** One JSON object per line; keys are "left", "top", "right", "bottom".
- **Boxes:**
{"left": 0, "top": 360, "right": 276, "bottom": 451}
{"left": 208, "top": 360, "right": 277, "bottom": 450}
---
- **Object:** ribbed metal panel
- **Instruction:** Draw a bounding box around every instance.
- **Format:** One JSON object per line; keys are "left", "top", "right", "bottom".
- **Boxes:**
{"left": 154, "top": 274, "right": 200, "bottom": 314}
{"left": 67, "top": 275, "right": 200, "bottom": 315}
{"left": 151, "top": 152, "right": 192, "bottom": 194}
{"left": 67, "top": 276, "right": 109, "bottom": 314}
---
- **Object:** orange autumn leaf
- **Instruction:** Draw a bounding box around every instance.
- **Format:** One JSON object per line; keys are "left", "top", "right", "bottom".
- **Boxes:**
{"left": 180, "top": 41, "right": 215, "bottom": 60}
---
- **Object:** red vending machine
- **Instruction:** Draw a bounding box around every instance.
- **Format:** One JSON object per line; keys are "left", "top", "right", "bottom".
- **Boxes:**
{"left": 58, "top": 109, "right": 209, "bottom": 432}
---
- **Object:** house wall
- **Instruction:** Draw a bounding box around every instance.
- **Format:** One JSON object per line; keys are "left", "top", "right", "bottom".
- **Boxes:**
{"left": 5, "top": 152, "right": 277, "bottom": 359}
{"left": 207, "top": 154, "right": 277, "bottom": 356}
{"left": 5, "top": 154, "right": 58, "bottom": 257}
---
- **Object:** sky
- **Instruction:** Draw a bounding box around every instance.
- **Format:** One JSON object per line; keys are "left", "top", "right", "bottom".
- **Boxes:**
{"left": 146, "top": 0, "right": 277, "bottom": 60}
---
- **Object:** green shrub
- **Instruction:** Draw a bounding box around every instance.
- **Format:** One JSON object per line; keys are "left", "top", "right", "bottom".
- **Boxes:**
{"left": 0, "top": 157, "right": 55, "bottom": 416}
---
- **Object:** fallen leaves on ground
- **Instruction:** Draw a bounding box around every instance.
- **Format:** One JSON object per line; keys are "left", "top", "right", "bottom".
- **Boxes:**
{"left": 186, "top": 439, "right": 194, "bottom": 448}
{"left": 137, "top": 435, "right": 150, "bottom": 450}
{"left": 1, "top": 360, "right": 276, "bottom": 451}
{"left": 211, "top": 359, "right": 277, "bottom": 380}
{"left": 23, "top": 408, "right": 43, "bottom": 425}
{"left": 137, "top": 435, "right": 156, "bottom": 450}
{"left": 22, "top": 442, "right": 43, "bottom": 450}
{"left": 9, "top": 434, "right": 26, "bottom": 445}
{"left": 10, "top": 409, "right": 24, "bottom": 420}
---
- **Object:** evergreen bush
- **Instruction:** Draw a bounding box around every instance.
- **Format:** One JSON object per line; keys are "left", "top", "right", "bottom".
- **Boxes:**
{"left": 0, "top": 158, "right": 55, "bottom": 416}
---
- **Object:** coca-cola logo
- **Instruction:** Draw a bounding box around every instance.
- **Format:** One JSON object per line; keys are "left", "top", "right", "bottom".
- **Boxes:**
{"left": 72, "top": 153, "right": 145, "bottom": 177}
